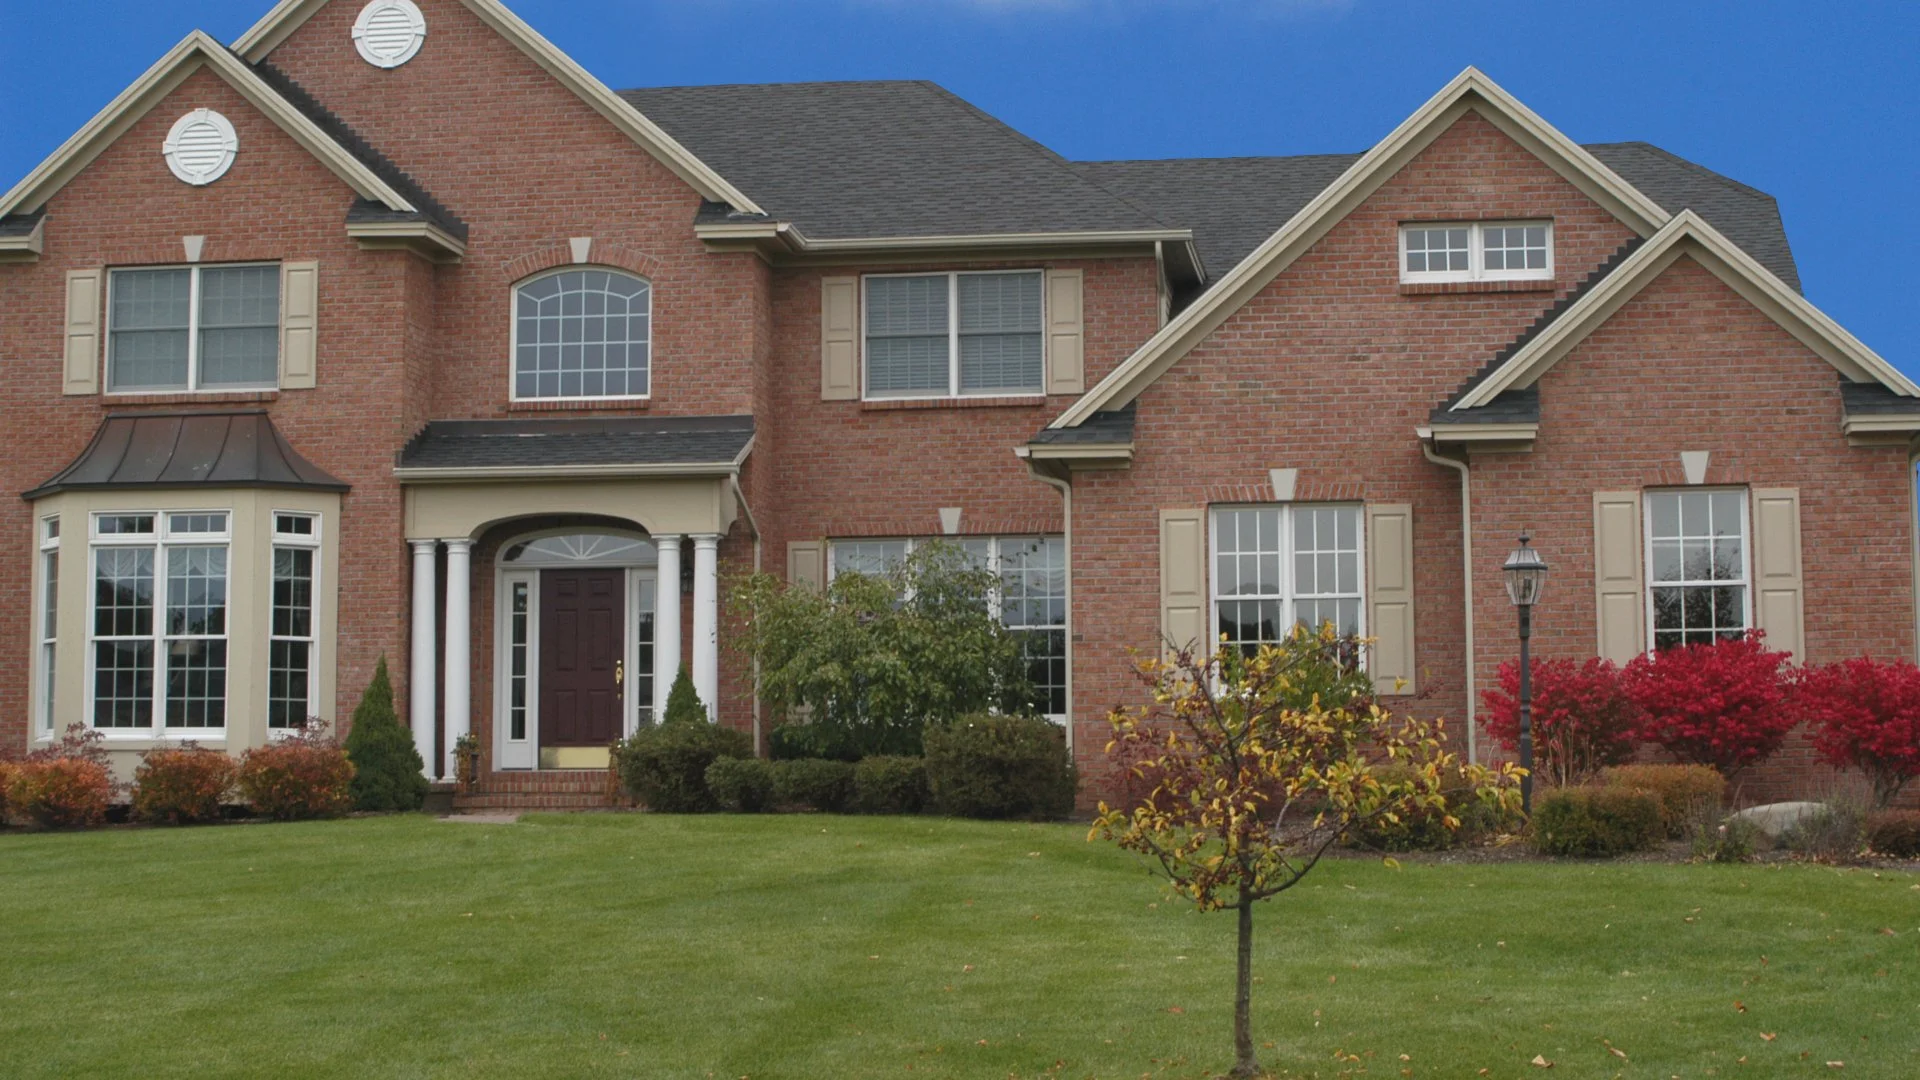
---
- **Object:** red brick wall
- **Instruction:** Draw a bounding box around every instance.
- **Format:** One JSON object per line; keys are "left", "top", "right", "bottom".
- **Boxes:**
{"left": 1469, "top": 255, "right": 1917, "bottom": 804}
{"left": 0, "top": 67, "right": 418, "bottom": 746}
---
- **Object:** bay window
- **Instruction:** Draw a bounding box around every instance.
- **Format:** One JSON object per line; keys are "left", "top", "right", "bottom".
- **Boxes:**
{"left": 1212, "top": 504, "right": 1364, "bottom": 654}
{"left": 864, "top": 271, "right": 1045, "bottom": 398}
{"left": 89, "top": 511, "right": 230, "bottom": 732}
{"left": 269, "top": 513, "right": 319, "bottom": 729}
{"left": 1645, "top": 489, "right": 1749, "bottom": 649}
{"left": 37, "top": 516, "right": 59, "bottom": 735}
{"left": 107, "top": 264, "right": 281, "bottom": 392}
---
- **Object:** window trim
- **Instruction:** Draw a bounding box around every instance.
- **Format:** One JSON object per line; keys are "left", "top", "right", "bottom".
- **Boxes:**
{"left": 1398, "top": 220, "right": 1553, "bottom": 284}
{"left": 1642, "top": 487, "right": 1753, "bottom": 652}
{"left": 268, "top": 511, "right": 322, "bottom": 730}
{"left": 859, "top": 269, "right": 1048, "bottom": 402}
{"left": 104, "top": 262, "right": 282, "bottom": 395}
{"left": 36, "top": 516, "right": 60, "bottom": 737}
{"left": 85, "top": 509, "right": 233, "bottom": 738}
{"left": 1207, "top": 502, "right": 1368, "bottom": 654}
{"left": 507, "top": 265, "right": 655, "bottom": 404}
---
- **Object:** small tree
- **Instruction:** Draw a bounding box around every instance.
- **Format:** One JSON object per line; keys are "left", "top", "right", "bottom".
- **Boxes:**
{"left": 1623, "top": 632, "right": 1795, "bottom": 779}
{"left": 661, "top": 665, "right": 708, "bottom": 726}
{"left": 1482, "top": 655, "right": 1641, "bottom": 787}
{"left": 344, "top": 657, "right": 428, "bottom": 812}
{"left": 1093, "top": 632, "right": 1519, "bottom": 1078}
{"left": 732, "top": 541, "right": 1029, "bottom": 758}
{"left": 1794, "top": 656, "right": 1920, "bottom": 809}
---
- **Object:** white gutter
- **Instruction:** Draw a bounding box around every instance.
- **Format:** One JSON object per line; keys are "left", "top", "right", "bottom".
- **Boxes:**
{"left": 1420, "top": 436, "right": 1477, "bottom": 765}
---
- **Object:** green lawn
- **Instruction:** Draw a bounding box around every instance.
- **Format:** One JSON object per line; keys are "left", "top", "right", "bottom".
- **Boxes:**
{"left": 2, "top": 815, "right": 1916, "bottom": 1079}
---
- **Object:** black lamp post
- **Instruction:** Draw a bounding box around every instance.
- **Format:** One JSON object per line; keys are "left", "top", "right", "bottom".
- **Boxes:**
{"left": 1502, "top": 534, "right": 1549, "bottom": 815}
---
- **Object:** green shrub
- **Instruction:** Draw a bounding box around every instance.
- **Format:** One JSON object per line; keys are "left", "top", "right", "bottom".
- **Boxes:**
{"left": 131, "top": 747, "right": 235, "bottom": 825}
{"left": 1689, "top": 815, "right": 1760, "bottom": 863}
{"left": 705, "top": 757, "right": 777, "bottom": 813}
{"left": 1865, "top": 810, "right": 1920, "bottom": 858}
{"left": 924, "top": 713, "right": 1076, "bottom": 820}
{"left": 237, "top": 723, "right": 355, "bottom": 821}
{"left": 1347, "top": 763, "right": 1520, "bottom": 851}
{"left": 344, "top": 657, "right": 429, "bottom": 812}
{"left": 773, "top": 758, "right": 857, "bottom": 813}
{"left": 852, "top": 756, "right": 928, "bottom": 814}
{"left": 1600, "top": 764, "right": 1725, "bottom": 838}
{"left": 661, "top": 665, "right": 708, "bottom": 726}
{"left": 1531, "top": 786, "right": 1663, "bottom": 857}
{"left": 615, "top": 720, "right": 749, "bottom": 813}
{"left": 1779, "top": 800, "right": 1867, "bottom": 862}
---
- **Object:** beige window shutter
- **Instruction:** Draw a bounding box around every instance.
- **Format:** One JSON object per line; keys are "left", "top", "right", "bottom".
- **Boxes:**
{"left": 1044, "top": 268, "right": 1084, "bottom": 396}
{"left": 1592, "top": 491, "right": 1645, "bottom": 663}
{"left": 63, "top": 268, "right": 103, "bottom": 395}
{"left": 1159, "top": 508, "right": 1207, "bottom": 658}
{"left": 1751, "top": 488, "right": 1805, "bottom": 661}
{"left": 786, "top": 540, "right": 825, "bottom": 592}
{"left": 279, "top": 261, "right": 319, "bottom": 390}
{"left": 1366, "top": 503, "right": 1416, "bottom": 695}
{"left": 820, "top": 276, "right": 859, "bottom": 401}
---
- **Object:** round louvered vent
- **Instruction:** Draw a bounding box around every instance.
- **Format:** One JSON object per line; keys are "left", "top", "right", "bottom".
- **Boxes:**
{"left": 162, "top": 109, "right": 238, "bottom": 186}
{"left": 353, "top": 0, "right": 427, "bottom": 68}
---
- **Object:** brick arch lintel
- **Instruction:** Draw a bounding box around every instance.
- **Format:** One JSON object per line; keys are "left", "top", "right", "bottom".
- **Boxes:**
{"left": 499, "top": 241, "right": 666, "bottom": 284}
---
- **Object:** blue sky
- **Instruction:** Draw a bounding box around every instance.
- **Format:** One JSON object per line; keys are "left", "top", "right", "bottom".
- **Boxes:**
{"left": 4, "top": 0, "right": 1916, "bottom": 374}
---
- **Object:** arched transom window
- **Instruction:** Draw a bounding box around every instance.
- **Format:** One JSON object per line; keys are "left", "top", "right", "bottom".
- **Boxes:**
{"left": 513, "top": 269, "right": 652, "bottom": 400}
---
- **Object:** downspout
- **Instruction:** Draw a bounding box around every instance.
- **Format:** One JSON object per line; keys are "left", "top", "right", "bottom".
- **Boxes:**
{"left": 730, "top": 474, "right": 764, "bottom": 751}
{"left": 1419, "top": 436, "right": 1477, "bottom": 765}
{"left": 1022, "top": 457, "right": 1074, "bottom": 754}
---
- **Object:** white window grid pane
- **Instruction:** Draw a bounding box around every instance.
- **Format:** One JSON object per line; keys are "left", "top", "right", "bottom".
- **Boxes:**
{"left": 508, "top": 580, "right": 531, "bottom": 740}
{"left": 1646, "top": 490, "right": 1749, "bottom": 650}
{"left": 92, "top": 546, "right": 155, "bottom": 729}
{"left": 830, "top": 541, "right": 911, "bottom": 578}
{"left": 1291, "top": 506, "right": 1363, "bottom": 636}
{"left": 996, "top": 536, "right": 1066, "bottom": 716}
{"left": 957, "top": 273, "right": 1044, "bottom": 394}
{"left": 270, "top": 545, "right": 315, "bottom": 729}
{"left": 163, "top": 545, "right": 227, "bottom": 729}
{"left": 513, "top": 270, "right": 652, "bottom": 400}
{"left": 1403, "top": 227, "right": 1471, "bottom": 275}
{"left": 1213, "top": 505, "right": 1365, "bottom": 654}
{"left": 865, "top": 275, "right": 952, "bottom": 396}
{"left": 197, "top": 265, "right": 280, "bottom": 388}
{"left": 634, "top": 578, "right": 656, "bottom": 725}
{"left": 273, "top": 513, "right": 318, "bottom": 540}
{"left": 40, "top": 548, "right": 58, "bottom": 732}
{"left": 108, "top": 265, "right": 281, "bottom": 392}
{"left": 1482, "top": 224, "right": 1550, "bottom": 273}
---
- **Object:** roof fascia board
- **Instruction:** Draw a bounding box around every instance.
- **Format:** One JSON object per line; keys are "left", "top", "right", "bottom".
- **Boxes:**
{"left": 1426, "top": 422, "right": 1540, "bottom": 443}
{"left": 0, "top": 216, "right": 46, "bottom": 260}
{"left": 394, "top": 462, "right": 744, "bottom": 482}
{"left": 1049, "top": 67, "right": 1674, "bottom": 430}
{"left": 1454, "top": 210, "right": 1920, "bottom": 408}
{"left": 693, "top": 223, "right": 1191, "bottom": 255}
{"left": 1843, "top": 415, "right": 1920, "bottom": 437}
{"left": 0, "top": 31, "right": 415, "bottom": 220}
{"left": 346, "top": 218, "right": 469, "bottom": 260}
{"left": 234, "top": 0, "right": 765, "bottom": 214}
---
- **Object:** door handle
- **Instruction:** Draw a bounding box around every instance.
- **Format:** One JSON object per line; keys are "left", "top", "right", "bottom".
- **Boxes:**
{"left": 615, "top": 659, "right": 625, "bottom": 686}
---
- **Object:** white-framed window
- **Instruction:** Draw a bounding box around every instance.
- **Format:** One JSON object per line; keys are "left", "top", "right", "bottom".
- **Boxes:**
{"left": 863, "top": 270, "right": 1045, "bottom": 399}
{"left": 1211, "top": 504, "right": 1364, "bottom": 655}
{"left": 88, "top": 511, "right": 231, "bottom": 733}
{"left": 826, "top": 535, "right": 1067, "bottom": 718}
{"left": 1645, "top": 489, "right": 1750, "bottom": 650}
{"left": 37, "top": 516, "right": 60, "bottom": 735}
{"left": 1399, "top": 221, "right": 1552, "bottom": 284}
{"left": 511, "top": 268, "right": 652, "bottom": 401}
{"left": 107, "top": 264, "right": 280, "bottom": 393}
{"left": 269, "top": 513, "right": 321, "bottom": 729}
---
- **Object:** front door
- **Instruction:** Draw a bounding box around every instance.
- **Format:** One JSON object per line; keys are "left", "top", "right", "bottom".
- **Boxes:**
{"left": 539, "top": 570, "right": 624, "bottom": 757}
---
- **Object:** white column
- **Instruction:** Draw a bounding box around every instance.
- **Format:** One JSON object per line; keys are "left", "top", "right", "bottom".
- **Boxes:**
{"left": 653, "top": 535, "right": 682, "bottom": 720}
{"left": 442, "top": 538, "right": 472, "bottom": 780}
{"left": 408, "top": 540, "right": 437, "bottom": 779}
{"left": 691, "top": 533, "right": 720, "bottom": 721}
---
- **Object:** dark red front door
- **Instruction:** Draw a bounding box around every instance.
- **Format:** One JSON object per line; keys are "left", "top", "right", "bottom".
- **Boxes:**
{"left": 540, "top": 570, "right": 624, "bottom": 749}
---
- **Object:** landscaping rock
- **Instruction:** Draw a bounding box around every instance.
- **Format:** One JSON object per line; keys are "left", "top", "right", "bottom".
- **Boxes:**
{"left": 1730, "top": 801, "right": 1827, "bottom": 838}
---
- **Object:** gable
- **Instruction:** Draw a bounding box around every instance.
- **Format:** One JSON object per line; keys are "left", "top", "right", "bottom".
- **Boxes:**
{"left": 233, "top": 0, "right": 761, "bottom": 213}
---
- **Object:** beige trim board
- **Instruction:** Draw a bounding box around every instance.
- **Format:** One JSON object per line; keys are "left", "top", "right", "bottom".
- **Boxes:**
{"left": 404, "top": 475, "right": 740, "bottom": 542}
{"left": 694, "top": 220, "right": 1193, "bottom": 261}
{"left": 1048, "top": 66, "right": 1673, "bottom": 431}
{"left": 346, "top": 219, "right": 468, "bottom": 261}
{"left": 233, "top": 0, "right": 763, "bottom": 213}
{"left": 1450, "top": 211, "right": 1920, "bottom": 410}
{"left": 0, "top": 31, "right": 415, "bottom": 222}
{"left": 1843, "top": 414, "right": 1920, "bottom": 438}
{"left": 0, "top": 215, "right": 46, "bottom": 260}
{"left": 1425, "top": 422, "right": 1540, "bottom": 444}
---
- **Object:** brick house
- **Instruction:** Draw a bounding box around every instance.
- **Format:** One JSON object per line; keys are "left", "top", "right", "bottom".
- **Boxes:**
{"left": 4, "top": 0, "right": 1915, "bottom": 809}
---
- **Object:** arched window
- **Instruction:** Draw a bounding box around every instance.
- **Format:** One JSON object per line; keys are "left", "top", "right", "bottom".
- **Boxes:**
{"left": 513, "top": 269, "right": 652, "bottom": 400}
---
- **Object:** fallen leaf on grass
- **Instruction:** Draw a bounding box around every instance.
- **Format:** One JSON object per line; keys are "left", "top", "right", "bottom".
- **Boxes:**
{"left": 1167, "top": 1007, "right": 1184, "bottom": 1014}
{"left": 1760, "top": 1032, "right": 1777, "bottom": 1042}
{"left": 1827, "top": 1062, "right": 1845, "bottom": 1069}
{"left": 1735, "top": 1001, "right": 1747, "bottom": 1013}
{"left": 1531, "top": 1053, "right": 1553, "bottom": 1068}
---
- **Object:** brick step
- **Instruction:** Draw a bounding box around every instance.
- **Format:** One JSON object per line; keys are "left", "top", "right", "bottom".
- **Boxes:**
{"left": 452, "top": 791, "right": 626, "bottom": 812}
{"left": 474, "top": 769, "right": 612, "bottom": 793}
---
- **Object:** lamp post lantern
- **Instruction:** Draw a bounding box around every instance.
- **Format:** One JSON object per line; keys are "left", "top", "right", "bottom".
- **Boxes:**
{"left": 1502, "top": 534, "right": 1550, "bottom": 815}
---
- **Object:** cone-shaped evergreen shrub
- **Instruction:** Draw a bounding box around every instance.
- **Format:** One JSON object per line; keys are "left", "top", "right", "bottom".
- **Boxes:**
{"left": 344, "top": 657, "right": 429, "bottom": 812}
{"left": 662, "top": 665, "right": 708, "bottom": 725}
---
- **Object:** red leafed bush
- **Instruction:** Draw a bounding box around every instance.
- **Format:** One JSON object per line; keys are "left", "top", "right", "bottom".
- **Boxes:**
{"left": 1623, "top": 633, "right": 1795, "bottom": 777}
{"left": 1482, "top": 656, "right": 1641, "bottom": 787}
{"left": 132, "top": 747, "right": 237, "bottom": 825}
{"left": 8, "top": 758, "right": 113, "bottom": 828}
{"left": 1793, "top": 656, "right": 1920, "bottom": 809}
{"left": 237, "top": 722, "right": 355, "bottom": 821}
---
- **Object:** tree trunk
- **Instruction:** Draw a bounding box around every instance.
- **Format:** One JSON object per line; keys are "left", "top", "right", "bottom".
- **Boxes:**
{"left": 1230, "top": 886, "right": 1259, "bottom": 1077}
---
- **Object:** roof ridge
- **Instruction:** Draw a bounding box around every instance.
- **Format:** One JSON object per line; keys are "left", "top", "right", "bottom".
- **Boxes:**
{"left": 1078, "top": 152, "right": 1366, "bottom": 167}
{"left": 620, "top": 79, "right": 930, "bottom": 93}
{"left": 1587, "top": 140, "right": 1779, "bottom": 205}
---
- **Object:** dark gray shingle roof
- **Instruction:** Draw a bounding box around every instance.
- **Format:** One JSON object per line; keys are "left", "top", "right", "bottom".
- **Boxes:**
{"left": 398, "top": 415, "right": 755, "bottom": 471}
{"left": 1029, "top": 404, "right": 1135, "bottom": 446}
{"left": 1585, "top": 142, "right": 1798, "bottom": 291}
{"left": 25, "top": 412, "right": 348, "bottom": 499}
{"left": 1840, "top": 380, "right": 1920, "bottom": 416}
{"left": 619, "top": 81, "right": 1171, "bottom": 240}
{"left": 0, "top": 208, "right": 43, "bottom": 236}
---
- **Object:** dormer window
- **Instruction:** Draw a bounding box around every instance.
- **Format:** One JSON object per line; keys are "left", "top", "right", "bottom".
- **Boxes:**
{"left": 1400, "top": 221, "right": 1552, "bottom": 283}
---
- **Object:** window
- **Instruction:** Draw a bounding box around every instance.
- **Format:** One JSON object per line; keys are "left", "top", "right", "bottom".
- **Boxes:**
{"left": 1400, "top": 221, "right": 1551, "bottom": 283}
{"left": 269, "top": 513, "right": 320, "bottom": 729}
{"left": 826, "top": 535, "right": 1067, "bottom": 718}
{"left": 107, "top": 264, "right": 280, "bottom": 392}
{"left": 864, "top": 271, "right": 1044, "bottom": 398}
{"left": 1212, "top": 504, "right": 1363, "bottom": 654}
{"left": 513, "top": 269, "right": 652, "bottom": 400}
{"left": 38, "top": 517, "right": 59, "bottom": 735}
{"left": 507, "top": 580, "right": 531, "bottom": 742}
{"left": 1646, "top": 489, "right": 1749, "bottom": 650}
{"left": 89, "top": 512, "right": 230, "bottom": 732}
